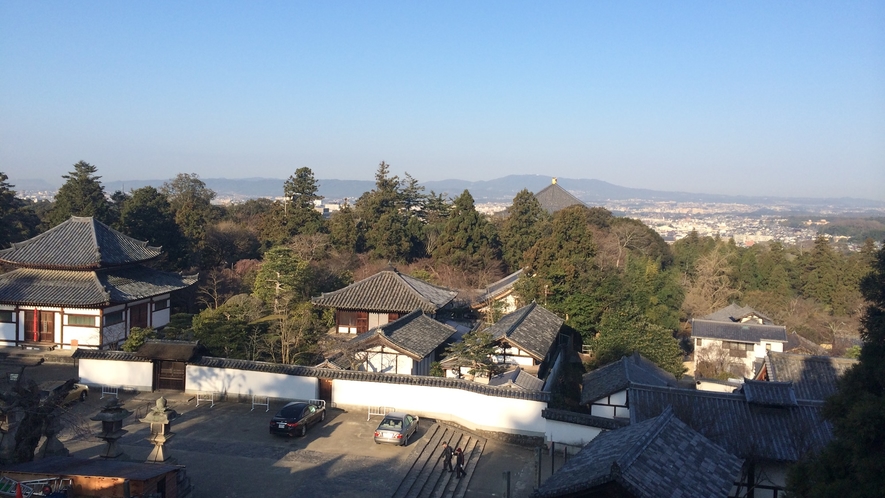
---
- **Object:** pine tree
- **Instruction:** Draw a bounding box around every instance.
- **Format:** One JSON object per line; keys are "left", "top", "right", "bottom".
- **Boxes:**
{"left": 48, "top": 161, "right": 111, "bottom": 226}
{"left": 500, "top": 189, "right": 549, "bottom": 272}
{"left": 432, "top": 190, "right": 501, "bottom": 275}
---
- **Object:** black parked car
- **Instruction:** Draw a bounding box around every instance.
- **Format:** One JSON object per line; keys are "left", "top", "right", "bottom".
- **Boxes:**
{"left": 269, "top": 401, "right": 326, "bottom": 437}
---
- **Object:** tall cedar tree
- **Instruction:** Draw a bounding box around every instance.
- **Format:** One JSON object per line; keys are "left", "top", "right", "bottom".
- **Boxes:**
{"left": 282, "top": 167, "right": 325, "bottom": 235}
{"left": 328, "top": 202, "right": 360, "bottom": 253}
{"left": 786, "top": 243, "right": 885, "bottom": 497}
{"left": 500, "top": 189, "right": 550, "bottom": 273}
{"left": 356, "top": 162, "right": 416, "bottom": 261}
{"left": 48, "top": 161, "right": 111, "bottom": 227}
{"left": 432, "top": 190, "right": 501, "bottom": 275}
{"left": 0, "top": 172, "right": 39, "bottom": 248}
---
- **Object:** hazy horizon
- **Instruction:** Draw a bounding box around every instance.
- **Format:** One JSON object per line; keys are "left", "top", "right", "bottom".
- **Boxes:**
{"left": 2, "top": 2, "right": 883, "bottom": 200}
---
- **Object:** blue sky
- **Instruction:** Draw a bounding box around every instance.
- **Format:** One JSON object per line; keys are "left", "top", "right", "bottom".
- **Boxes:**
{"left": 2, "top": 1, "right": 883, "bottom": 199}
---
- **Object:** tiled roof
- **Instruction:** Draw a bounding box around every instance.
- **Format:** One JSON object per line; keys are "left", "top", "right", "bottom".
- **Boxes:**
{"left": 739, "top": 379, "right": 798, "bottom": 407}
{"left": 541, "top": 408, "right": 630, "bottom": 430}
{"left": 761, "top": 351, "right": 857, "bottom": 401}
{"left": 72, "top": 349, "right": 150, "bottom": 362}
{"left": 0, "top": 216, "right": 162, "bottom": 269}
{"left": 311, "top": 270, "right": 457, "bottom": 314}
{"left": 474, "top": 269, "right": 523, "bottom": 306}
{"left": 3, "top": 456, "right": 180, "bottom": 480}
{"left": 484, "top": 302, "right": 563, "bottom": 360}
{"left": 0, "top": 266, "right": 197, "bottom": 307}
{"left": 488, "top": 366, "right": 544, "bottom": 391}
{"left": 350, "top": 309, "right": 456, "bottom": 359}
{"left": 628, "top": 384, "right": 832, "bottom": 462}
{"left": 784, "top": 332, "right": 828, "bottom": 355}
{"left": 703, "top": 303, "right": 774, "bottom": 324}
{"left": 136, "top": 339, "right": 204, "bottom": 362}
{"left": 580, "top": 353, "right": 679, "bottom": 405}
{"left": 533, "top": 406, "right": 742, "bottom": 498}
{"left": 691, "top": 319, "right": 787, "bottom": 343}
{"left": 533, "top": 182, "right": 586, "bottom": 214}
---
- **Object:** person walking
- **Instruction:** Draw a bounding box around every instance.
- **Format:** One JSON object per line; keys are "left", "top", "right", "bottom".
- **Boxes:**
{"left": 439, "top": 441, "right": 454, "bottom": 472}
{"left": 455, "top": 447, "right": 466, "bottom": 478}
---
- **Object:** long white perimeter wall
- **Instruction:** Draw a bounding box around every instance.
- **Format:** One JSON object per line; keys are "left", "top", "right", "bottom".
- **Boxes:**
{"left": 79, "top": 358, "right": 153, "bottom": 392}
{"left": 80, "top": 359, "right": 598, "bottom": 443}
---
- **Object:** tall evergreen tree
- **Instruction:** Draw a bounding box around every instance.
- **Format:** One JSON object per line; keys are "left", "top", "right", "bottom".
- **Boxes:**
{"left": 48, "top": 161, "right": 111, "bottom": 226}
{"left": 787, "top": 242, "right": 885, "bottom": 496}
{"left": 500, "top": 189, "right": 550, "bottom": 272}
{"left": 161, "top": 173, "right": 217, "bottom": 264}
{"left": 118, "top": 186, "right": 187, "bottom": 269}
{"left": 432, "top": 190, "right": 501, "bottom": 276}
{"left": 328, "top": 202, "right": 360, "bottom": 253}
{"left": 282, "top": 167, "right": 325, "bottom": 235}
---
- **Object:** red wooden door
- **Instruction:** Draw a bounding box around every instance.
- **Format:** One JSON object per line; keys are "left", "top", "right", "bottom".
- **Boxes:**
{"left": 130, "top": 303, "right": 149, "bottom": 329}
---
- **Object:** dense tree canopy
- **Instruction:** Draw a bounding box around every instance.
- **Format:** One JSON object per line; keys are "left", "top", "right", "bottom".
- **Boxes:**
{"left": 47, "top": 161, "right": 111, "bottom": 227}
{"left": 499, "top": 189, "right": 550, "bottom": 273}
{"left": 787, "top": 242, "right": 885, "bottom": 497}
{"left": 117, "top": 186, "right": 187, "bottom": 269}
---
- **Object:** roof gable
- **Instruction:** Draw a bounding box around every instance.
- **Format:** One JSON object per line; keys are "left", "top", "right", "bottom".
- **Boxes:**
{"left": 703, "top": 304, "right": 774, "bottom": 324}
{"left": 135, "top": 339, "right": 204, "bottom": 362}
{"left": 311, "top": 270, "right": 457, "bottom": 314}
{"left": 580, "top": 353, "right": 679, "bottom": 404}
{"left": 740, "top": 379, "right": 798, "bottom": 407}
{"left": 0, "top": 216, "right": 162, "bottom": 269}
{"left": 350, "top": 309, "right": 456, "bottom": 359}
{"left": 533, "top": 181, "right": 586, "bottom": 214}
{"left": 484, "top": 302, "right": 563, "bottom": 360}
{"left": 692, "top": 319, "right": 787, "bottom": 343}
{"left": 534, "top": 407, "right": 742, "bottom": 498}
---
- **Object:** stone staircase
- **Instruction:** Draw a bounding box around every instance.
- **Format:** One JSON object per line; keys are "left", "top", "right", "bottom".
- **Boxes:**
{"left": 393, "top": 423, "right": 486, "bottom": 498}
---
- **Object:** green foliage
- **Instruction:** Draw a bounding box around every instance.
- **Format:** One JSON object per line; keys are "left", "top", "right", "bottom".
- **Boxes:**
{"left": 122, "top": 327, "right": 156, "bottom": 352}
{"left": 786, "top": 242, "right": 885, "bottom": 497}
{"left": 843, "top": 345, "right": 861, "bottom": 359}
{"left": 117, "top": 186, "right": 188, "bottom": 269}
{"left": 433, "top": 190, "right": 501, "bottom": 275}
{"left": 252, "top": 247, "right": 312, "bottom": 313}
{"left": 160, "top": 313, "right": 193, "bottom": 340}
{"left": 48, "top": 161, "right": 111, "bottom": 227}
{"left": 162, "top": 173, "right": 218, "bottom": 264}
{"left": 0, "top": 173, "right": 39, "bottom": 248}
{"left": 328, "top": 202, "right": 360, "bottom": 253}
{"left": 191, "top": 294, "right": 266, "bottom": 360}
{"left": 499, "top": 189, "right": 550, "bottom": 272}
{"left": 429, "top": 361, "right": 444, "bottom": 377}
{"left": 444, "top": 330, "right": 500, "bottom": 377}
{"left": 590, "top": 304, "right": 685, "bottom": 378}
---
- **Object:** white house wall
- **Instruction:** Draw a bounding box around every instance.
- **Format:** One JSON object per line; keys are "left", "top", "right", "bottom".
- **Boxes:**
{"left": 545, "top": 419, "right": 603, "bottom": 449}
{"left": 63, "top": 327, "right": 100, "bottom": 348}
{"left": 589, "top": 389, "right": 630, "bottom": 419}
{"left": 78, "top": 359, "right": 153, "bottom": 392}
{"left": 152, "top": 308, "right": 171, "bottom": 328}
{"left": 185, "top": 365, "right": 318, "bottom": 400}
{"left": 332, "top": 379, "right": 547, "bottom": 437}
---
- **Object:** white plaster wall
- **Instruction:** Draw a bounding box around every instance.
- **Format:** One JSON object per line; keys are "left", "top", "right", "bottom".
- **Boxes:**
{"left": 332, "top": 379, "right": 547, "bottom": 437}
{"left": 152, "top": 308, "right": 171, "bottom": 328}
{"left": 185, "top": 365, "right": 318, "bottom": 400}
{"left": 696, "top": 380, "right": 741, "bottom": 393}
{"left": 609, "top": 390, "right": 627, "bottom": 405}
{"left": 0, "top": 323, "right": 15, "bottom": 342}
{"left": 545, "top": 419, "right": 603, "bottom": 447}
{"left": 78, "top": 359, "right": 153, "bottom": 391}
{"left": 102, "top": 323, "right": 127, "bottom": 346}
{"left": 63, "top": 327, "right": 101, "bottom": 348}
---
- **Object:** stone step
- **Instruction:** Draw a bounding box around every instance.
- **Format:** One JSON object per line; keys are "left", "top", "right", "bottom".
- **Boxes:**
{"left": 393, "top": 423, "right": 487, "bottom": 498}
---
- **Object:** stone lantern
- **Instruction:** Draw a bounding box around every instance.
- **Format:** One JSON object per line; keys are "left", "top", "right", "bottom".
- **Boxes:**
{"left": 90, "top": 398, "right": 132, "bottom": 460}
{"left": 139, "top": 396, "right": 177, "bottom": 464}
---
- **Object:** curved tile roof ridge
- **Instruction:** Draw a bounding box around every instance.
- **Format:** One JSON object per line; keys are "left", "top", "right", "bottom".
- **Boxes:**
{"left": 0, "top": 216, "right": 162, "bottom": 269}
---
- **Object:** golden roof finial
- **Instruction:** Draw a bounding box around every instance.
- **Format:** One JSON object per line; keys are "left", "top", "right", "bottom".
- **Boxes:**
{"left": 552, "top": 177, "right": 557, "bottom": 184}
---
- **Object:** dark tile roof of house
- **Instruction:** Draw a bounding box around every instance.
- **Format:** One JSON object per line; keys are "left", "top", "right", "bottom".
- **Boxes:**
{"left": 739, "top": 379, "right": 798, "bottom": 407}
{"left": 473, "top": 269, "right": 523, "bottom": 307}
{"left": 691, "top": 318, "right": 787, "bottom": 343}
{"left": 72, "top": 349, "right": 150, "bottom": 362}
{"left": 488, "top": 366, "right": 544, "bottom": 391}
{"left": 0, "top": 216, "right": 162, "bottom": 269}
{"left": 3, "top": 456, "right": 180, "bottom": 480}
{"left": 541, "top": 408, "right": 630, "bottom": 430}
{"left": 349, "top": 309, "right": 456, "bottom": 359}
{"left": 533, "top": 406, "right": 742, "bottom": 498}
{"left": 483, "top": 302, "right": 563, "bottom": 360}
{"left": 0, "top": 266, "right": 197, "bottom": 307}
{"left": 533, "top": 181, "right": 587, "bottom": 214}
{"left": 703, "top": 303, "right": 774, "bottom": 324}
{"left": 135, "top": 339, "right": 204, "bottom": 362}
{"left": 580, "top": 353, "right": 679, "bottom": 405}
{"left": 311, "top": 270, "right": 457, "bottom": 314}
{"left": 761, "top": 351, "right": 857, "bottom": 401}
{"left": 784, "top": 331, "right": 829, "bottom": 356}
{"left": 628, "top": 384, "right": 832, "bottom": 462}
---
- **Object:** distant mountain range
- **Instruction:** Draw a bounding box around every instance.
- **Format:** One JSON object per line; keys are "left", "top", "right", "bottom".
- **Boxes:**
{"left": 10, "top": 175, "right": 885, "bottom": 210}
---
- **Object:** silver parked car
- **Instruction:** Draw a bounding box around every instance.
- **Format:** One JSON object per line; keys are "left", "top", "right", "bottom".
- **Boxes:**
{"left": 373, "top": 412, "right": 419, "bottom": 446}
{"left": 39, "top": 380, "right": 88, "bottom": 405}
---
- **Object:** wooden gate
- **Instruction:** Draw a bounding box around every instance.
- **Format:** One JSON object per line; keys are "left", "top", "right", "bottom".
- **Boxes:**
{"left": 24, "top": 310, "right": 55, "bottom": 343}
{"left": 318, "top": 378, "right": 332, "bottom": 404}
{"left": 153, "top": 361, "right": 186, "bottom": 391}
